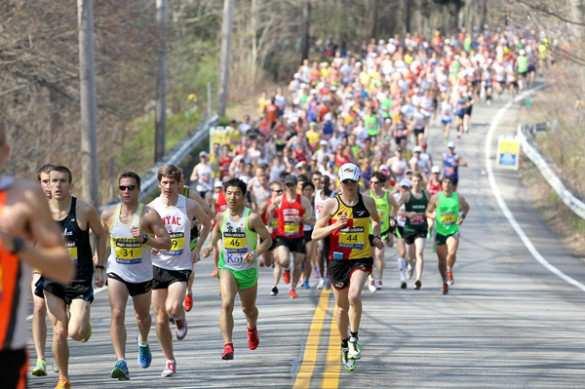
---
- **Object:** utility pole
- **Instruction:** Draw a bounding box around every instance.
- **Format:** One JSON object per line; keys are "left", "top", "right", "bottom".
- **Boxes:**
{"left": 154, "top": 0, "right": 168, "bottom": 162}
{"left": 218, "top": 0, "right": 234, "bottom": 117}
{"left": 301, "top": 0, "right": 311, "bottom": 61}
{"left": 77, "top": 0, "right": 99, "bottom": 206}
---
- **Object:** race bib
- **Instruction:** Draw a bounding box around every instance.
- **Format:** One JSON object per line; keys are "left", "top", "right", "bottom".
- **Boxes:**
{"left": 410, "top": 214, "right": 426, "bottom": 225}
{"left": 339, "top": 227, "right": 365, "bottom": 249}
{"left": 167, "top": 232, "right": 185, "bottom": 256}
{"left": 113, "top": 238, "right": 142, "bottom": 264}
{"left": 224, "top": 236, "right": 246, "bottom": 249}
{"left": 284, "top": 222, "right": 299, "bottom": 234}
{"left": 66, "top": 241, "right": 78, "bottom": 261}
{"left": 441, "top": 213, "right": 457, "bottom": 225}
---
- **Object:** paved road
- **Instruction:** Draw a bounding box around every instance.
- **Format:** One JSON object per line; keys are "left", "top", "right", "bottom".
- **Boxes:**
{"left": 29, "top": 91, "right": 585, "bottom": 389}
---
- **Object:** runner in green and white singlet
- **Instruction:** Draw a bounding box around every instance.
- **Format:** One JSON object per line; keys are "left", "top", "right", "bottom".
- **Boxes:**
{"left": 209, "top": 178, "right": 272, "bottom": 360}
{"left": 367, "top": 172, "right": 399, "bottom": 293}
{"left": 427, "top": 177, "right": 470, "bottom": 295}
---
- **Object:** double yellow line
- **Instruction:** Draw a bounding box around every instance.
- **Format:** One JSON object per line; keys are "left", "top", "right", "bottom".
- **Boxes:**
{"left": 292, "top": 289, "right": 342, "bottom": 389}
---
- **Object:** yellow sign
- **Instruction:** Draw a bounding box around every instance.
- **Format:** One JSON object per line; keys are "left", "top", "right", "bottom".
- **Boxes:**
{"left": 497, "top": 136, "right": 520, "bottom": 170}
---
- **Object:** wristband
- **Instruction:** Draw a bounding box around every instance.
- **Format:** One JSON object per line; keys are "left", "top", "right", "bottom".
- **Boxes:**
{"left": 10, "top": 236, "right": 25, "bottom": 254}
{"left": 141, "top": 235, "right": 149, "bottom": 245}
{"left": 95, "top": 265, "right": 105, "bottom": 270}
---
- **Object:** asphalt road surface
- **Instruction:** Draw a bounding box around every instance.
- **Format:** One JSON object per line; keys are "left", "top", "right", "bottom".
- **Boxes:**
{"left": 28, "top": 89, "right": 585, "bottom": 389}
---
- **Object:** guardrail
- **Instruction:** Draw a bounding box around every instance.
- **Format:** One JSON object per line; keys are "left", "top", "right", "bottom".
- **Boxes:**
{"left": 517, "top": 124, "right": 585, "bottom": 220}
{"left": 139, "top": 114, "right": 218, "bottom": 200}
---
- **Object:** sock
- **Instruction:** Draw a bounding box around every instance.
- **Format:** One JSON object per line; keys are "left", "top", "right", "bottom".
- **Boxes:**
{"left": 350, "top": 331, "right": 358, "bottom": 340}
{"left": 341, "top": 337, "right": 349, "bottom": 349}
{"left": 138, "top": 338, "right": 148, "bottom": 347}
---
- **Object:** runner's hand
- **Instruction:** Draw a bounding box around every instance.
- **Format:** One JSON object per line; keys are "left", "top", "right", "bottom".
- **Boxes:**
{"left": 335, "top": 214, "right": 349, "bottom": 228}
{"left": 131, "top": 227, "right": 142, "bottom": 238}
{"left": 191, "top": 251, "right": 201, "bottom": 264}
{"left": 373, "top": 236, "right": 384, "bottom": 249}
{"left": 202, "top": 246, "right": 213, "bottom": 258}
{"left": 94, "top": 268, "right": 105, "bottom": 288}
{"left": 243, "top": 251, "right": 256, "bottom": 264}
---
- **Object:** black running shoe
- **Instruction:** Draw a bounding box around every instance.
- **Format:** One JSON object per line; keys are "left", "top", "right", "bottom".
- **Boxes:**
{"left": 414, "top": 280, "right": 422, "bottom": 290}
{"left": 270, "top": 286, "right": 279, "bottom": 296}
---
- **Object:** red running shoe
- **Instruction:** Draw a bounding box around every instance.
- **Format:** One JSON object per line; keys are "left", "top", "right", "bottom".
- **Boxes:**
{"left": 282, "top": 270, "right": 291, "bottom": 284}
{"left": 247, "top": 327, "right": 259, "bottom": 350}
{"left": 442, "top": 283, "right": 449, "bottom": 295}
{"left": 222, "top": 343, "right": 234, "bottom": 360}
{"left": 447, "top": 271, "right": 454, "bottom": 286}
{"left": 288, "top": 288, "right": 298, "bottom": 299}
{"left": 183, "top": 294, "right": 193, "bottom": 312}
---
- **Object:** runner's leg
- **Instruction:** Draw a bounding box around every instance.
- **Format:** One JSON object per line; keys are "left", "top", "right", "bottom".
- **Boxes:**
{"left": 45, "top": 292, "right": 69, "bottom": 381}
{"left": 132, "top": 290, "right": 152, "bottom": 346}
{"left": 219, "top": 269, "right": 238, "bottom": 344}
{"left": 153, "top": 288, "right": 173, "bottom": 361}
{"left": 108, "top": 278, "right": 130, "bottom": 360}
{"left": 68, "top": 299, "right": 91, "bottom": 341}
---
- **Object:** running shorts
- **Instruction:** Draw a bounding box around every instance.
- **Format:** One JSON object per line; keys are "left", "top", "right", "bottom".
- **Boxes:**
{"left": 219, "top": 267, "right": 258, "bottom": 290}
{"left": 43, "top": 280, "right": 94, "bottom": 305}
{"left": 328, "top": 258, "right": 373, "bottom": 289}
{"left": 274, "top": 236, "right": 306, "bottom": 254}
{"left": 404, "top": 230, "right": 428, "bottom": 245}
{"left": 435, "top": 232, "right": 459, "bottom": 246}
{"left": 304, "top": 229, "right": 313, "bottom": 243}
{"left": 107, "top": 273, "right": 152, "bottom": 297}
{"left": 151, "top": 266, "right": 191, "bottom": 289}
{"left": 393, "top": 225, "right": 405, "bottom": 239}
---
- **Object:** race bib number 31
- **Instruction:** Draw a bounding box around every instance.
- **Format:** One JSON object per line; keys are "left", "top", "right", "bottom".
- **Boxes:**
{"left": 113, "top": 238, "right": 142, "bottom": 264}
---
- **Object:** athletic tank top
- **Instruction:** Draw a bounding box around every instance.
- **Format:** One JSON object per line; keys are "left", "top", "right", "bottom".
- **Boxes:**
{"left": 219, "top": 208, "right": 257, "bottom": 271}
{"left": 275, "top": 194, "right": 304, "bottom": 238}
{"left": 443, "top": 153, "right": 459, "bottom": 180}
{"left": 328, "top": 194, "right": 372, "bottom": 261}
{"left": 404, "top": 191, "right": 429, "bottom": 233}
{"left": 0, "top": 177, "right": 30, "bottom": 350}
{"left": 150, "top": 195, "right": 192, "bottom": 271}
{"left": 58, "top": 197, "right": 93, "bottom": 284}
{"left": 393, "top": 191, "right": 407, "bottom": 227}
{"left": 314, "top": 190, "right": 329, "bottom": 220}
{"left": 107, "top": 203, "right": 153, "bottom": 283}
{"left": 370, "top": 190, "right": 392, "bottom": 235}
{"left": 435, "top": 192, "right": 460, "bottom": 236}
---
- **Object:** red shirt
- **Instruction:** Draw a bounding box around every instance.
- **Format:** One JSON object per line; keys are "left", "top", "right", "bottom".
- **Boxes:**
{"left": 275, "top": 194, "right": 305, "bottom": 238}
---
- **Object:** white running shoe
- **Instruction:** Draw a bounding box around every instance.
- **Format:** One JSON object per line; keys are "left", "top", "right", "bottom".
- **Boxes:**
{"left": 316, "top": 278, "right": 325, "bottom": 289}
{"left": 368, "top": 279, "right": 377, "bottom": 293}
{"left": 347, "top": 337, "right": 361, "bottom": 360}
{"left": 161, "top": 359, "right": 176, "bottom": 377}
{"left": 175, "top": 318, "right": 188, "bottom": 341}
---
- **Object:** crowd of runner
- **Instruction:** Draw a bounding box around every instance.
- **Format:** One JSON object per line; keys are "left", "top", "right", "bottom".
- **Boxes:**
{"left": 0, "top": 27, "right": 553, "bottom": 389}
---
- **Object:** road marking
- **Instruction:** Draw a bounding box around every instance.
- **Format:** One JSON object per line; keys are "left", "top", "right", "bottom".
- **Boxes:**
{"left": 293, "top": 288, "right": 331, "bottom": 389}
{"left": 27, "top": 286, "right": 107, "bottom": 321}
{"left": 485, "top": 87, "right": 585, "bottom": 293}
{"left": 320, "top": 315, "right": 341, "bottom": 389}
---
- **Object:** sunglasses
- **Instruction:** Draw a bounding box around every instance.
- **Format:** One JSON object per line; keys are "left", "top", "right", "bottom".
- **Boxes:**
{"left": 342, "top": 179, "right": 357, "bottom": 185}
{"left": 272, "top": 189, "right": 283, "bottom": 193}
{"left": 119, "top": 185, "right": 136, "bottom": 192}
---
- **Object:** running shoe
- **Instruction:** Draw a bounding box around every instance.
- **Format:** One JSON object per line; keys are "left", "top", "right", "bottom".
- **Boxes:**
{"left": 183, "top": 293, "right": 193, "bottom": 312}
{"left": 80, "top": 323, "right": 92, "bottom": 343}
{"left": 316, "top": 278, "right": 325, "bottom": 289}
{"left": 341, "top": 347, "right": 356, "bottom": 372}
{"left": 301, "top": 279, "right": 310, "bottom": 289}
{"left": 161, "top": 359, "right": 176, "bottom": 377}
{"left": 368, "top": 279, "right": 377, "bottom": 293}
{"left": 270, "top": 286, "right": 279, "bottom": 296}
{"left": 32, "top": 358, "right": 47, "bottom": 377}
{"left": 222, "top": 343, "right": 234, "bottom": 360}
{"left": 400, "top": 282, "right": 407, "bottom": 289}
{"left": 111, "top": 359, "right": 130, "bottom": 380}
{"left": 282, "top": 269, "right": 291, "bottom": 284}
{"left": 288, "top": 288, "right": 298, "bottom": 299}
{"left": 376, "top": 280, "right": 383, "bottom": 290}
{"left": 210, "top": 267, "right": 218, "bottom": 277}
{"left": 247, "top": 327, "right": 259, "bottom": 350}
{"left": 447, "top": 271, "right": 454, "bottom": 286}
{"left": 137, "top": 343, "right": 152, "bottom": 368}
{"left": 175, "top": 318, "right": 188, "bottom": 340}
{"left": 348, "top": 337, "right": 362, "bottom": 360}
{"left": 407, "top": 263, "right": 414, "bottom": 281}
{"left": 414, "top": 280, "right": 422, "bottom": 290}
{"left": 442, "top": 283, "right": 449, "bottom": 295}
{"left": 55, "top": 377, "right": 72, "bottom": 389}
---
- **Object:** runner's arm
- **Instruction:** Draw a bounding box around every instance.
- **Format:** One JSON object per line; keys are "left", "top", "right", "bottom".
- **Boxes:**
{"left": 311, "top": 198, "right": 345, "bottom": 241}
{"left": 426, "top": 194, "right": 438, "bottom": 218}
{"left": 9, "top": 185, "right": 73, "bottom": 283}
{"left": 84, "top": 203, "right": 107, "bottom": 268}
{"left": 189, "top": 200, "right": 211, "bottom": 253}
{"left": 248, "top": 212, "right": 272, "bottom": 258}
{"left": 458, "top": 194, "right": 470, "bottom": 223}
{"left": 301, "top": 196, "right": 315, "bottom": 225}
{"left": 143, "top": 207, "right": 171, "bottom": 250}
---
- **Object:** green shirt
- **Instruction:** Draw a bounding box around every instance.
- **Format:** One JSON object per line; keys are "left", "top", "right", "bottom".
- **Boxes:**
{"left": 435, "top": 192, "right": 460, "bottom": 236}
{"left": 370, "top": 190, "right": 392, "bottom": 235}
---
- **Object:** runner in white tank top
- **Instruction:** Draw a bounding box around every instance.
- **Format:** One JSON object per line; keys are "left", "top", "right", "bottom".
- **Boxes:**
{"left": 101, "top": 171, "right": 171, "bottom": 381}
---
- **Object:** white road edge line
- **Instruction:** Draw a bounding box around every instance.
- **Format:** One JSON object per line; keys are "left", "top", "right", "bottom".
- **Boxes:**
{"left": 485, "top": 87, "right": 585, "bottom": 293}
{"left": 27, "top": 286, "right": 107, "bottom": 321}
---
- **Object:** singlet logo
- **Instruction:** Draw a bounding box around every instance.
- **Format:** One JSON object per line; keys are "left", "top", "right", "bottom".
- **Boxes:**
{"left": 163, "top": 215, "right": 182, "bottom": 226}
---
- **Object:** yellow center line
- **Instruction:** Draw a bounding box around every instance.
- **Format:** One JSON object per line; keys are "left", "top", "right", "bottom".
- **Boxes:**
{"left": 292, "top": 288, "right": 331, "bottom": 389}
{"left": 320, "top": 314, "right": 341, "bottom": 389}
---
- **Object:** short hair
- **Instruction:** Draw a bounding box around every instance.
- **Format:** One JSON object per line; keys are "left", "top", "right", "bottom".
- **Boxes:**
{"left": 224, "top": 178, "right": 247, "bottom": 195}
{"left": 119, "top": 171, "right": 141, "bottom": 189}
{"left": 302, "top": 182, "right": 315, "bottom": 192}
{"left": 37, "top": 163, "right": 55, "bottom": 181}
{"left": 412, "top": 172, "right": 424, "bottom": 181}
{"left": 157, "top": 164, "right": 182, "bottom": 183}
{"left": 372, "top": 171, "right": 387, "bottom": 183}
{"left": 51, "top": 165, "right": 72, "bottom": 183}
{"left": 269, "top": 180, "right": 283, "bottom": 189}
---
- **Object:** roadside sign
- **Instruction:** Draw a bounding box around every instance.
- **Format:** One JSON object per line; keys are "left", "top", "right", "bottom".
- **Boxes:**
{"left": 497, "top": 136, "right": 520, "bottom": 170}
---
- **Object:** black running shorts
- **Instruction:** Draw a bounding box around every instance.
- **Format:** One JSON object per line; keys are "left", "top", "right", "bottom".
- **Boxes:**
{"left": 151, "top": 266, "right": 191, "bottom": 290}
{"left": 107, "top": 273, "right": 152, "bottom": 297}
{"left": 328, "top": 258, "right": 373, "bottom": 289}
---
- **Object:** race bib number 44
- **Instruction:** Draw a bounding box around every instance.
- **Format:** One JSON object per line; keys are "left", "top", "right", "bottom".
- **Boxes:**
{"left": 339, "top": 227, "right": 365, "bottom": 249}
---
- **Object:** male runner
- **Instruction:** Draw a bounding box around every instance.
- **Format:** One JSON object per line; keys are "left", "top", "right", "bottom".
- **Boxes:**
{"left": 401, "top": 173, "right": 429, "bottom": 290}
{"left": 426, "top": 177, "right": 470, "bottom": 295}
{"left": 31, "top": 163, "right": 54, "bottom": 377}
{"left": 312, "top": 163, "right": 383, "bottom": 372}
{"left": 149, "top": 165, "right": 211, "bottom": 376}
{"left": 269, "top": 174, "right": 314, "bottom": 299}
{"left": 443, "top": 142, "right": 468, "bottom": 189}
{"left": 101, "top": 172, "right": 171, "bottom": 380}
{"left": 44, "top": 166, "right": 107, "bottom": 389}
{"left": 0, "top": 127, "right": 73, "bottom": 389}
{"left": 209, "top": 178, "right": 272, "bottom": 360}
{"left": 368, "top": 172, "right": 399, "bottom": 292}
